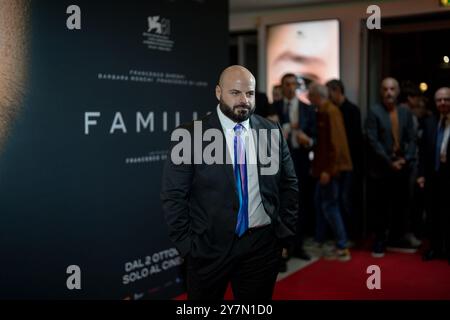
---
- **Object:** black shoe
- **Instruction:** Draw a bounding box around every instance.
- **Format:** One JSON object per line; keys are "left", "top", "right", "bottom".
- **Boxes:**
{"left": 422, "top": 249, "right": 442, "bottom": 261}
{"left": 386, "top": 239, "right": 417, "bottom": 253}
{"left": 292, "top": 249, "right": 311, "bottom": 261}
{"left": 372, "top": 241, "right": 385, "bottom": 258}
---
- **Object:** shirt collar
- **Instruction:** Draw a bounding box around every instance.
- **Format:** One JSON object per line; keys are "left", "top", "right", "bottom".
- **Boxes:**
{"left": 283, "top": 97, "right": 297, "bottom": 105}
{"left": 216, "top": 105, "right": 250, "bottom": 132}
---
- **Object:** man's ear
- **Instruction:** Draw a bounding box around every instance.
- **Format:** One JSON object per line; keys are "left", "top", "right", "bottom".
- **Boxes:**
{"left": 215, "top": 85, "right": 221, "bottom": 101}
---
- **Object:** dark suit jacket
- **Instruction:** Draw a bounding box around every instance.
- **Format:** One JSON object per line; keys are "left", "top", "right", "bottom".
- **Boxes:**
{"left": 366, "top": 104, "right": 416, "bottom": 178}
{"left": 418, "top": 114, "right": 450, "bottom": 181}
{"left": 273, "top": 99, "right": 317, "bottom": 177}
{"left": 339, "top": 99, "right": 363, "bottom": 175}
{"left": 161, "top": 110, "right": 299, "bottom": 266}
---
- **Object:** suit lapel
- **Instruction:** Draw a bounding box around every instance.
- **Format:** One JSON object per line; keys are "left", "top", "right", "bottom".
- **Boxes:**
{"left": 446, "top": 118, "right": 450, "bottom": 157}
{"left": 397, "top": 106, "right": 404, "bottom": 144}
{"left": 381, "top": 106, "right": 393, "bottom": 146}
{"left": 249, "top": 115, "right": 270, "bottom": 181}
{"left": 298, "top": 100, "right": 305, "bottom": 130}
{"left": 431, "top": 115, "right": 439, "bottom": 161}
{"left": 204, "top": 110, "right": 237, "bottom": 192}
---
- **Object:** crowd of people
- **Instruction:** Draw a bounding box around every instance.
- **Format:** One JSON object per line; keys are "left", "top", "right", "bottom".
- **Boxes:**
{"left": 255, "top": 74, "right": 450, "bottom": 271}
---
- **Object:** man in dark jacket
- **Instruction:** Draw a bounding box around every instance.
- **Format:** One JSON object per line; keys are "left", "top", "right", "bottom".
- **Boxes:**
{"left": 366, "top": 77, "right": 416, "bottom": 258}
{"left": 418, "top": 87, "right": 450, "bottom": 263}
{"left": 273, "top": 73, "right": 317, "bottom": 261}
{"left": 161, "top": 66, "right": 299, "bottom": 299}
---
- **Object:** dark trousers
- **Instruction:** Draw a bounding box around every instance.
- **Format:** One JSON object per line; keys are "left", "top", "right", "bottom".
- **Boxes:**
{"left": 409, "top": 164, "right": 425, "bottom": 237}
{"left": 186, "top": 225, "right": 282, "bottom": 300}
{"left": 369, "top": 168, "right": 411, "bottom": 243}
{"left": 427, "top": 165, "right": 450, "bottom": 257}
{"left": 338, "top": 171, "right": 359, "bottom": 241}
{"left": 294, "top": 173, "right": 314, "bottom": 248}
{"left": 291, "top": 150, "right": 314, "bottom": 248}
{"left": 314, "top": 178, "right": 348, "bottom": 249}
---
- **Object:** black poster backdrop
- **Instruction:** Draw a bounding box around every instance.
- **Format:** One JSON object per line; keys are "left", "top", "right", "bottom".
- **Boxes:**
{"left": 0, "top": 0, "right": 228, "bottom": 299}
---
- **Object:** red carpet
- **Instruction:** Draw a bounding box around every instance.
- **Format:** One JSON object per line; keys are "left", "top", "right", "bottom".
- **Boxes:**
{"left": 274, "top": 250, "right": 450, "bottom": 300}
{"left": 176, "top": 250, "right": 450, "bottom": 300}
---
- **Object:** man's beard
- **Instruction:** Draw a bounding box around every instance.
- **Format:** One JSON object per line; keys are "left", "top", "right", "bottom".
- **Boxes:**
{"left": 219, "top": 99, "right": 255, "bottom": 123}
{"left": 383, "top": 94, "right": 397, "bottom": 105}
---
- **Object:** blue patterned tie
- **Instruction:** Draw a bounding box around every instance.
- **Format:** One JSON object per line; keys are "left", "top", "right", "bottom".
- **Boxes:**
{"left": 435, "top": 117, "right": 446, "bottom": 171}
{"left": 234, "top": 124, "right": 248, "bottom": 237}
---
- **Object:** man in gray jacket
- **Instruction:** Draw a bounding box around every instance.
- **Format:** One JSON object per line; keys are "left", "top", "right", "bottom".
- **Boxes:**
{"left": 366, "top": 77, "right": 416, "bottom": 258}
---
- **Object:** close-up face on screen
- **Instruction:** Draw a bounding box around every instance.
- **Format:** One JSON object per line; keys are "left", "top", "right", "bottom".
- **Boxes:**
{"left": 266, "top": 19, "right": 340, "bottom": 102}
{"left": 0, "top": 0, "right": 29, "bottom": 154}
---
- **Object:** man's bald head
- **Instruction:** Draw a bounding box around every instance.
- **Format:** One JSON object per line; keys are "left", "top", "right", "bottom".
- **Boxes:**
{"left": 435, "top": 87, "right": 450, "bottom": 99}
{"left": 380, "top": 77, "right": 400, "bottom": 109}
{"left": 218, "top": 65, "right": 256, "bottom": 88}
{"left": 381, "top": 77, "right": 399, "bottom": 88}
{"left": 216, "top": 65, "right": 256, "bottom": 123}
{"left": 435, "top": 87, "right": 450, "bottom": 116}
{"left": 307, "top": 82, "right": 328, "bottom": 108}
{"left": 0, "top": 0, "right": 29, "bottom": 154}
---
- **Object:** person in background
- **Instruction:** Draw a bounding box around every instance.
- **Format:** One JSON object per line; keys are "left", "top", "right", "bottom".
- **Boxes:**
{"left": 309, "top": 83, "right": 352, "bottom": 261}
{"left": 272, "top": 85, "right": 283, "bottom": 103}
{"left": 398, "top": 81, "right": 425, "bottom": 248}
{"left": 326, "top": 79, "right": 363, "bottom": 243}
{"left": 418, "top": 87, "right": 450, "bottom": 263}
{"left": 273, "top": 73, "right": 317, "bottom": 269}
{"left": 366, "top": 77, "right": 416, "bottom": 258}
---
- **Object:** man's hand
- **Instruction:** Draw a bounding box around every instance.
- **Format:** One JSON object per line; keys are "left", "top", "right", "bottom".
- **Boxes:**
{"left": 297, "top": 131, "right": 312, "bottom": 147}
{"left": 282, "top": 123, "right": 290, "bottom": 140}
{"left": 391, "top": 158, "right": 406, "bottom": 171}
{"left": 417, "top": 176, "right": 425, "bottom": 189}
{"left": 320, "top": 172, "right": 330, "bottom": 185}
{"left": 282, "top": 130, "right": 289, "bottom": 140}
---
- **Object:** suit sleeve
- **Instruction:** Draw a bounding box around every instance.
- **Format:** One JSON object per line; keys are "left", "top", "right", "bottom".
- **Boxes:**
{"left": 276, "top": 122, "right": 299, "bottom": 235}
{"left": 417, "top": 118, "right": 427, "bottom": 178}
{"left": 404, "top": 109, "right": 417, "bottom": 163}
{"left": 160, "top": 136, "right": 194, "bottom": 258}
{"left": 353, "top": 107, "right": 364, "bottom": 171}
{"left": 308, "top": 108, "right": 318, "bottom": 147}
{"left": 366, "top": 109, "right": 392, "bottom": 167}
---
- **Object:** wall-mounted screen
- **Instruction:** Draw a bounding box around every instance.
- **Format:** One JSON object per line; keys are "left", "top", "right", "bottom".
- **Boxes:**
{"left": 266, "top": 19, "right": 340, "bottom": 103}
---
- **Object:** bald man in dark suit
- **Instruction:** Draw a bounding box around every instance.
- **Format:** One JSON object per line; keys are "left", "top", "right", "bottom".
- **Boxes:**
{"left": 161, "top": 66, "right": 298, "bottom": 300}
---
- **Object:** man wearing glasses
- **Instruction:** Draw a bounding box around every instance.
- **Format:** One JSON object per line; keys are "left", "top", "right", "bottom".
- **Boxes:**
{"left": 418, "top": 87, "right": 450, "bottom": 263}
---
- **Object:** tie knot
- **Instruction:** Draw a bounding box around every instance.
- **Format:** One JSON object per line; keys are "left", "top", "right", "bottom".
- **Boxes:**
{"left": 234, "top": 124, "right": 244, "bottom": 135}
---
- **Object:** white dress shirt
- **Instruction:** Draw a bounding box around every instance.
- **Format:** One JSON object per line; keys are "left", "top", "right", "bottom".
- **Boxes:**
{"left": 439, "top": 114, "right": 450, "bottom": 163}
{"left": 216, "top": 105, "right": 271, "bottom": 228}
{"left": 283, "top": 97, "right": 301, "bottom": 149}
